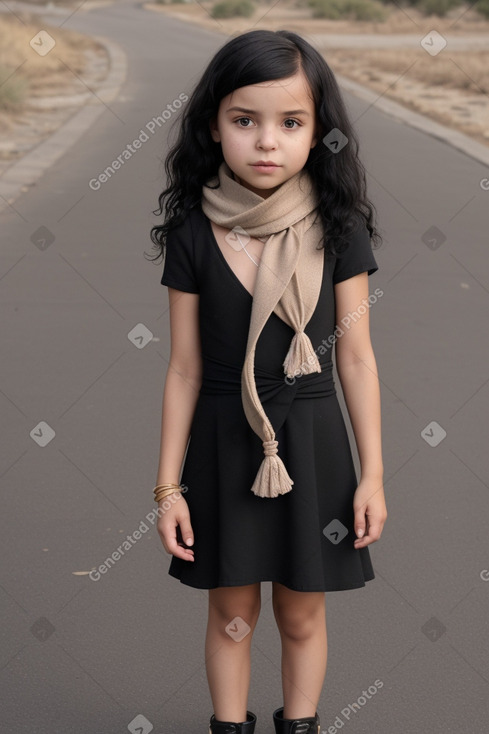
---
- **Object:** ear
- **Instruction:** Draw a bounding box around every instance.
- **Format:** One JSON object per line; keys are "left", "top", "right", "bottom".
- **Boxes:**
{"left": 209, "top": 117, "right": 221, "bottom": 143}
{"left": 310, "top": 121, "right": 319, "bottom": 149}
{"left": 312, "top": 112, "right": 324, "bottom": 148}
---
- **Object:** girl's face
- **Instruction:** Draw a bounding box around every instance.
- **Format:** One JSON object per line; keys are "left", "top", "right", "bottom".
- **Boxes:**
{"left": 209, "top": 70, "right": 318, "bottom": 199}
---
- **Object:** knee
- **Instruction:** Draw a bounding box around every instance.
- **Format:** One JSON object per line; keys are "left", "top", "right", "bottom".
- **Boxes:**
{"left": 273, "top": 599, "right": 324, "bottom": 642}
{"left": 209, "top": 585, "right": 261, "bottom": 636}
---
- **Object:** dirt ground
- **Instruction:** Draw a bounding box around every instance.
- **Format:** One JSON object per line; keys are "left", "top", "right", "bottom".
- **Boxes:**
{"left": 0, "top": 12, "right": 109, "bottom": 171}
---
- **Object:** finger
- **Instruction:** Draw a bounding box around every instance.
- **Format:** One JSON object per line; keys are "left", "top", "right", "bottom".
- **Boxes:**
{"left": 353, "top": 508, "right": 366, "bottom": 541}
{"left": 364, "top": 519, "right": 383, "bottom": 543}
{"left": 160, "top": 524, "right": 195, "bottom": 561}
{"left": 168, "top": 538, "right": 195, "bottom": 561}
{"left": 175, "top": 545, "right": 195, "bottom": 561}
{"left": 178, "top": 516, "right": 194, "bottom": 548}
{"left": 353, "top": 519, "right": 384, "bottom": 548}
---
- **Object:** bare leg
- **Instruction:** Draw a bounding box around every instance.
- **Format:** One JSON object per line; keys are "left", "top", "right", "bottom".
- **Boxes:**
{"left": 205, "top": 583, "right": 261, "bottom": 722}
{"left": 272, "top": 582, "right": 327, "bottom": 719}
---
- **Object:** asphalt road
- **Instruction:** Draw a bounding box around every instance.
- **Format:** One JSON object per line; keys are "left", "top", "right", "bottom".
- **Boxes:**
{"left": 1, "top": 2, "right": 488, "bottom": 732}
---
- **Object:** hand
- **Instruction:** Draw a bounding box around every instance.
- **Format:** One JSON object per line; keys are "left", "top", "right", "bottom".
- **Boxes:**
{"left": 352, "top": 477, "right": 387, "bottom": 549}
{"left": 157, "top": 494, "right": 195, "bottom": 561}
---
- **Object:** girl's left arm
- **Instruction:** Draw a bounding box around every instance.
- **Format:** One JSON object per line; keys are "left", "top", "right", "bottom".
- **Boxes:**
{"left": 334, "top": 272, "right": 387, "bottom": 549}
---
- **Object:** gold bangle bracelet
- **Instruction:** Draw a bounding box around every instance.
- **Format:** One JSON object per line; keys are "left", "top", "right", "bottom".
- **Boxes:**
{"left": 154, "top": 484, "right": 180, "bottom": 496}
{"left": 155, "top": 493, "right": 180, "bottom": 504}
{"left": 154, "top": 487, "right": 182, "bottom": 503}
{"left": 153, "top": 484, "right": 182, "bottom": 495}
{"left": 155, "top": 487, "right": 181, "bottom": 498}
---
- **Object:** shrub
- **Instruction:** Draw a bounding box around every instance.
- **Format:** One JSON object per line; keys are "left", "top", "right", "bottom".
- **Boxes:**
{"left": 0, "top": 64, "right": 28, "bottom": 111}
{"left": 308, "top": 0, "right": 387, "bottom": 20}
{"left": 308, "top": 0, "right": 344, "bottom": 18}
{"left": 473, "top": 0, "right": 489, "bottom": 16}
{"left": 416, "top": 0, "right": 462, "bottom": 16}
{"left": 211, "top": 0, "right": 255, "bottom": 17}
{"left": 344, "top": 0, "right": 387, "bottom": 19}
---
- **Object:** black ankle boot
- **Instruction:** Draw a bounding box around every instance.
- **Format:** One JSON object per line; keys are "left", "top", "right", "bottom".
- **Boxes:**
{"left": 208, "top": 710, "right": 257, "bottom": 734}
{"left": 272, "top": 706, "right": 320, "bottom": 734}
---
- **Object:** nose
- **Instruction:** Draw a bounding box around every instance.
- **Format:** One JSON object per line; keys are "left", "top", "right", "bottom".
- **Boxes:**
{"left": 257, "top": 124, "right": 278, "bottom": 150}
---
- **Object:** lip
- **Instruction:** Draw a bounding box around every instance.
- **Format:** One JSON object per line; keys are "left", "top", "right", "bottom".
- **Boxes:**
{"left": 251, "top": 162, "right": 281, "bottom": 173}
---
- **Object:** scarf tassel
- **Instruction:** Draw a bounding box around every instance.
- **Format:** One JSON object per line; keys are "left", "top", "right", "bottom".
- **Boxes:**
{"left": 283, "top": 330, "right": 321, "bottom": 380}
{"left": 251, "top": 440, "right": 294, "bottom": 498}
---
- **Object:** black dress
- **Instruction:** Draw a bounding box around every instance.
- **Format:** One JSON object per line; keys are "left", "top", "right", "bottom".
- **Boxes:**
{"left": 160, "top": 204, "right": 379, "bottom": 592}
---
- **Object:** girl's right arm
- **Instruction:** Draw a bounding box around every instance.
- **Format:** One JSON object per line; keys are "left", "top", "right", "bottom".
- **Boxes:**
{"left": 156, "top": 287, "right": 202, "bottom": 562}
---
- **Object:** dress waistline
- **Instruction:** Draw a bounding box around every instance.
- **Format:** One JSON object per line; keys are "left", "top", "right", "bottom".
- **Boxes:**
{"left": 200, "top": 355, "right": 336, "bottom": 401}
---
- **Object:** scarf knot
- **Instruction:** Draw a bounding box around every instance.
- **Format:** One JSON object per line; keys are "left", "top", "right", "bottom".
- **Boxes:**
{"left": 202, "top": 161, "right": 324, "bottom": 498}
{"left": 263, "top": 439, "right": 278, "bottom": 456}
{"left": 283, "top": 330, "right": 321, "bottom": 379}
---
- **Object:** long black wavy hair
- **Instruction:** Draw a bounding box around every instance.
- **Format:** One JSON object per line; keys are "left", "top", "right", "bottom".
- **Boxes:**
{"left": 147, "top": 29, "right": 382, "bottom": 262}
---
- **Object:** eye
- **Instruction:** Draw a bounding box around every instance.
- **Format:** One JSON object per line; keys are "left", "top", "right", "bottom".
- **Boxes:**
{"left": 235, "top": 117, "right": 253, "bottom": 127}
{"left": 284, "top": 119, "right": 300, "bottom": 129}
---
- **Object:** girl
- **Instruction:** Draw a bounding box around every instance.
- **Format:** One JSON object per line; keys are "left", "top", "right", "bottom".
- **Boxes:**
{"left": 148, "top": 29, "right": 386, "bottom": 734}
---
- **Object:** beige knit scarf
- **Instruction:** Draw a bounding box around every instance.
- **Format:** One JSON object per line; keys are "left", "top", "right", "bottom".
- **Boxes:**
{"left": 201, "top": 161, "right": 324, "bottom": 498}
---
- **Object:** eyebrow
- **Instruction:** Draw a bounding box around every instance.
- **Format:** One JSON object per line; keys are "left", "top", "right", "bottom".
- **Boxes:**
{"left": 226, "top": 106, "right": 310, "bottom": 116}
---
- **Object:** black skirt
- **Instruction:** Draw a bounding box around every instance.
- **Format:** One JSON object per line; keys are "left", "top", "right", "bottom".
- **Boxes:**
{"left": 161, "top": 205, "right": 378, "bottom": 592}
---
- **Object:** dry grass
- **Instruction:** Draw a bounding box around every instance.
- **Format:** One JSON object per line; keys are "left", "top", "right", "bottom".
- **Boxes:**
{"left": 0, "top": 14, "right": 102, "bottom": 124}
{"left": 324, "top": 47, "right": 489, "bottom": 145}
{"left": 325, "top": 47, "right": 489, "bottom": 95}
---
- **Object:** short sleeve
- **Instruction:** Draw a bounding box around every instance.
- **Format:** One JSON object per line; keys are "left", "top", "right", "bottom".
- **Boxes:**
{"left": 332, "top": 218, "right": 378, "bottom": 285}
{"left": 160, "top": 215, "right": 199, "bottom": 294}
